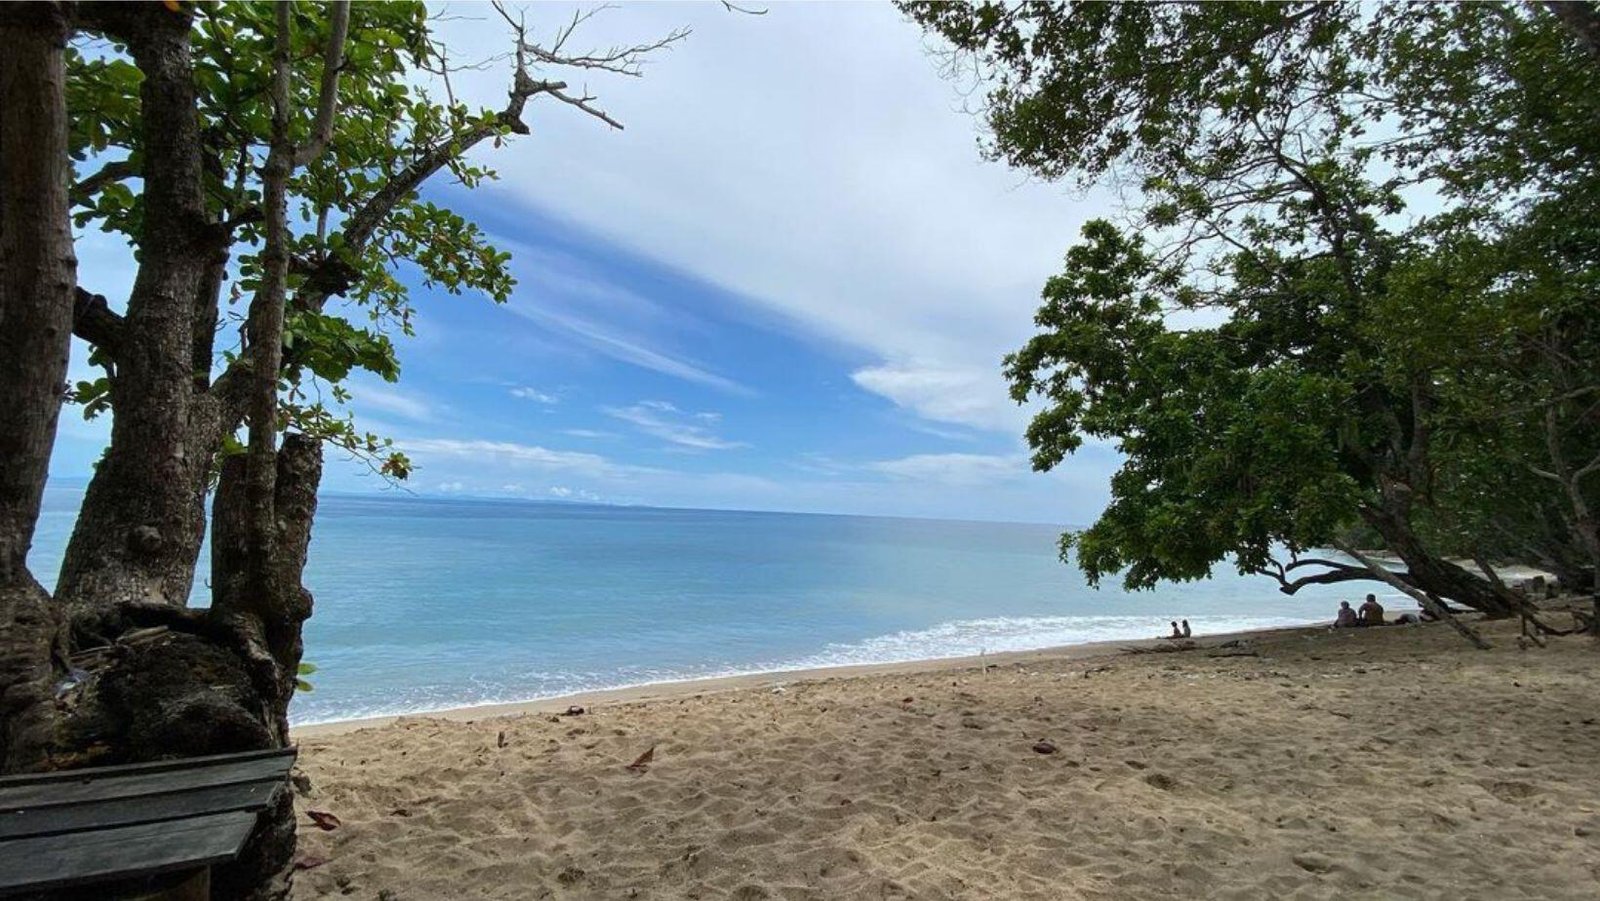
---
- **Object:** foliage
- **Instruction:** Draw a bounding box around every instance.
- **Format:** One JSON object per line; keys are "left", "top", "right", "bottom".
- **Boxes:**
{"left": 908, "top": 1, "right": 1600, "bottom": 600}
{"left": 295, "top": 661, "right": 316, "bottom": 694}
{"left": 66, "top": 1, "right": 520, "bottom": 478}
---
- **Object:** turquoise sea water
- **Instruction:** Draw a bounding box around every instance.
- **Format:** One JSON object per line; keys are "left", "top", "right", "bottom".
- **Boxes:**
{"left": 31, "top": 484, "right": 1358, "bottom": 725}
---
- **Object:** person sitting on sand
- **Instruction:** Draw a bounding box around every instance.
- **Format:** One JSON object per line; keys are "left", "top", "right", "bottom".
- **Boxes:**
{"left": 1397, "top": 603, "right": 1444, "bottom": 625}
{"left": 1166, "top": 621, "right": 1182, "bottom": 639}
{"left": 1358, "top": 594, "right": 1385, "bottom": 626}
{"left": 1181, "top": 619, "right": 1192, "bottom": 638}
{"left": 1334, "top": 601, "right": 1358, "bottom": 628}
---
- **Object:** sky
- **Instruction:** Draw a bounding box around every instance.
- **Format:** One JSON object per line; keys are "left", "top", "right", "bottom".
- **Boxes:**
{"left": 52, "top": 2, "right": 1120, "bottom": 525}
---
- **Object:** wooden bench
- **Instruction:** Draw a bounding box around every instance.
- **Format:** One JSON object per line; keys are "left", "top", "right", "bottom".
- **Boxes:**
{"left": 0, "top": 747, "right": 296, "bottom": 899}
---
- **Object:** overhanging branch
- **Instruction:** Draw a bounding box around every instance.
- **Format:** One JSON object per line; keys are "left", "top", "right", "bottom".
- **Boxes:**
{"left": 71, "top": 287, "right": 124, "bottom": 356}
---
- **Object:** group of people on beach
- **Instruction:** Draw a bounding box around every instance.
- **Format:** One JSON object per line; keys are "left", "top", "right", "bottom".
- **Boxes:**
{"left": 1334, "top": 594, "right": 1386, "bottom": 627}
{"left": 1165, "top": 619, "right": 1192, "bottom": 639}
{"left": 1333, "top": 593, "right": 1441, "bottom": 628}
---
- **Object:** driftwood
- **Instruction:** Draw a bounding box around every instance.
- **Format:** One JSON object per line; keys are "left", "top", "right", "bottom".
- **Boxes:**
{"left": 1121, "top": 641, "right": 1198, "bottom": 655}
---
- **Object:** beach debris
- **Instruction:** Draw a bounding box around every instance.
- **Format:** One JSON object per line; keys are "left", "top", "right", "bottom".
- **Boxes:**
{"left": 497, "top": 730, "right": 508, "bottom": 748}
{"left": 290, "top": 771, "right": 314, "bottom": 797}
{"left": 1032, "top": 740, "right": 1058, "bottom": 755}
{"left": 557, "top": 865, "right": 587, "bottom": 885}
{"left": 1123, "top": 640, "right": 1197, "bottom": 654}
{"left": 561, "top": 705, "right": 586, "bottom": 717}
{"left": 389, "top": 807, "right": 410, "bottom": 817}
{"left": 1144, "top": 772, "right": 1177, "bottom": 791}
{"left": 306, "top": 809, "right": 342, "bottom": 831}
{"left": 1291, "top": 852, "right": 1337, "bottom": 874}
{"left": 901, "top": 697, "right": 914, "bottom": 704}
{"left": 626, "top": 745, "right": 656, "bottom": 772}
{"left": 293, "top": 854, "right": 330, "bottom": 871}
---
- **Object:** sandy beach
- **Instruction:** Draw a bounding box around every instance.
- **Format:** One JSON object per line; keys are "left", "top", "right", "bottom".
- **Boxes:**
{"left": 289, "top": 619, "right": 1600, "bottom": 899}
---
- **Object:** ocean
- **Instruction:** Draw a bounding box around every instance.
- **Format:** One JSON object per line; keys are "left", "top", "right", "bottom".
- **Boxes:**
{"left": 30, "top": 484, "right": 1354, "bottom": 725}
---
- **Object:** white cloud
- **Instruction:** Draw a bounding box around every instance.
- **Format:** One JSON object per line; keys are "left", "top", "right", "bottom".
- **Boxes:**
{"left": 508, "top": 305, "right": 753, "bottom": 397}
{"left": 548, "top": 485, "right": 602, "bottom": 502}
{"left": 869, "top": 452, "right": 1029, "bottom": 487}
{"left": 562, "top": 428, "right": 615, "bottom": 439}
{"left": 437, "top": 481, "right": 465, "bottom": 493}
{"left": 604, "top": 400, "right": 747, "bottom": 451}
{"left": 327, "top": 435, "right": 1097, "bottom": 523}
{"left": 430, "top": 3, "right": 1096, "bottom": 433}
{"left": 509, "top": 386, "right": 560, "bottom": 404}
{"left": 401, "top": 438, "right": 653, "bottom": 480}
{"left": 851, "top": 363, "right": 1026, "bottom": 433}
{"left": 354, "top": 384, "right": 435, "bottom": 422}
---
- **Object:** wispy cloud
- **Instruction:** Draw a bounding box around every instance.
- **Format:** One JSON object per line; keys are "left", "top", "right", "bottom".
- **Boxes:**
{"left": 354, "top": 384, "right": 435, "bottom": 423}
{"left": 562, "top": 428, "right": 616, "bottom": 440}
{"left": 509, "top": 385, "right": 560, "bottom": 404}
{"left": 400, "top": 438, "right": 654, "bottom": 480}
{"left": 869, "top": 452, "right": 1028, "bottom": 486}
{"left": 604, "top": 400, "right": 747, "bottom": 451}
{"left": 510, "top": 305, "right": 755, "bottom": 397}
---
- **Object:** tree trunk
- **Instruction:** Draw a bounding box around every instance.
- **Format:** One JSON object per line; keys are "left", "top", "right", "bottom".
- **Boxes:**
{"left": 0, "top": 0, "right": 75, "bottom": 773}
{"left": 209, "top": 434, "right": 324, "bottom": 900}
{"left": 55, "top": 6, "right": 213, "bottom": 622}
{"left": 1360, "top": 503, "right": 1518, "bottom": 617}
{"left": 1337, "top": 543, "right": 1492, "bottom": 649}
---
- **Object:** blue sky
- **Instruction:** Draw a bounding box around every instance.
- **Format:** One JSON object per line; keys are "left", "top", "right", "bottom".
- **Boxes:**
{"left": 52, "top": 2, "right": 1120, "bottom": 524}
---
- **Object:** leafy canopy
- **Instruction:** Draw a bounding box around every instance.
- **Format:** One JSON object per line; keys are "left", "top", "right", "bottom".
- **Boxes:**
{"left": 69, "top": 1, "right": 522, "bottom": 477}
{"left": 907, "top": 1, "right": 1600, "bottom": 593}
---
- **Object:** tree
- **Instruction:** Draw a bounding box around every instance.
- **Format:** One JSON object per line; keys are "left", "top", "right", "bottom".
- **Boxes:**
{"left": 1, "top": 0, "right": 78, "bottom": 781}
{"left": 0, "top": 1, "right": 684, "bottom": 896}
{"left": 905, "top": 1, "right": 1599, "bottom": 616}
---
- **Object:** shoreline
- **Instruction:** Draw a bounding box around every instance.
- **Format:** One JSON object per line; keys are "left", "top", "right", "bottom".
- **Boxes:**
{"left": 292, "top": 620, "right": 1324, "bottom": 737}
{"left": 290, "top": 615, "right": 1600, "bottom": 899}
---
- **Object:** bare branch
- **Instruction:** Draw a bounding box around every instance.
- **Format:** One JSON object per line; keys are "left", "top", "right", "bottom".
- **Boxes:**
{"left": 546, "top": 85, "right": 624, "bottom": 130}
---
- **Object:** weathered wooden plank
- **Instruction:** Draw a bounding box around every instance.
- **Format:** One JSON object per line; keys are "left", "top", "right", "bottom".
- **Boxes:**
{"left": 0, "top": 751, "right": 294, "bottom": 812}
{"left": 0, "top": 810, "right": 257, "bottom": 894}
{"left": 0, "top": 777, "right": 281, "bottom": 840}
{"left": 0, "top": 747, "right": 294, "bottom": 787}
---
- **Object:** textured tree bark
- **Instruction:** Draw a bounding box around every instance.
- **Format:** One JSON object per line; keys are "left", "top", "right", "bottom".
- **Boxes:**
{"left": 0, "top": 0, "right": 76, "bottom": 773}
{"left": 1359, "top": 503, "right": 1517, "bottom": 617}
{"left": 209, "top": 435, "right": 323, "bottom": 900}
{"left": 55, "top": 5, "right": 213, "bottom": 620}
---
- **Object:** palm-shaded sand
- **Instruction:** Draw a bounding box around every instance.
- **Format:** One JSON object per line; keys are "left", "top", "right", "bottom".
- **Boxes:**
{"left": 290, "top": 619, "right": 1600, "bottom": 899}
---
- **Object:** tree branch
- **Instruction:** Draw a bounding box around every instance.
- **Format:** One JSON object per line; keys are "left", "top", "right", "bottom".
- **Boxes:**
{"left": 1255, "top": 555, "right": 1400, "bottom": 594}
{"left": 291, "top": 0, "right": 351, "bottom": 168}
{"left": 71, "top": 287, "right": 125, "bottom": 355}
{"left": 69, "top": 158, "right": 138, "bottom": 206}
{"left": 1333, "top": 542, "right": 1491, "bottom": 649}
